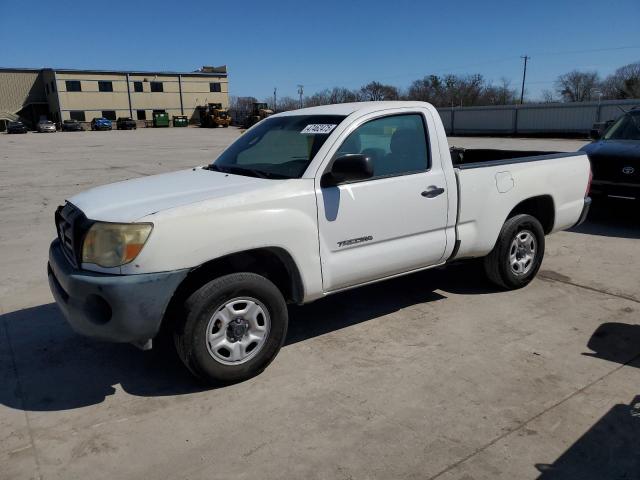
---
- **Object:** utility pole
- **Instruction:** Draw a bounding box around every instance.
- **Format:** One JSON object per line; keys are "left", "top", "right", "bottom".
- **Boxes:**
{"left": 297, "top": 84, "right": 304, "bottom": 109}
{"left": 520, "top": 55, "right": 530, "bottom": 104}
{"left": 273, "top": 87, "right": 277, "bottom": 112}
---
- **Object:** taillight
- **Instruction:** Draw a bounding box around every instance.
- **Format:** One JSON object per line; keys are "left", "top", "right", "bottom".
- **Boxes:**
{"left": 586, "top": 167, "right": 593, "bottom": 197}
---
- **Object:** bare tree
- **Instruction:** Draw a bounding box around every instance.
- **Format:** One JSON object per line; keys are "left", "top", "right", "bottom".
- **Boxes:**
{"left": 274, "top": 96, "right": 300, "bottom": 112}
{"left": 555, "top": 70, "right": 600, "bottom": 102}
{"left": 359, "top": 81, "right": 399, "bottom": 101}
{"left": 540, "top": 89, "right": 557, "bottom": 103}
{"left": 328, "top": 87, "right": 359, "bottom": 104}
{"left": 601, "top": 62, "right": 640, "bottom": 99}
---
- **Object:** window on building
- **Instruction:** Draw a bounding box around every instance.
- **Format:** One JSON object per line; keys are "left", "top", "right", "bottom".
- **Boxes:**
{"left": 134, "top": 81, "right": 143, "bottom": 92}
{"left": 150, "top": 81, "right": 163, "bottom": 92}
{"left": 66, "top": 80, "right": 82, "bottom": 92}
{"left": 136, "top": 110, "right": 146, "bottom": 120}
{"left": 69, "top": 111, "right": 86, "bottom": 122}
{"left": 45, "top": 84, "right": 50, "bottom": 95}
{"left": 98, "top": 81, "right": 113, "bottom": 92}
{"left": 152, "top": 109, "right": 166, "bottom": 115}
{"left": 102, "top": 110, "right": 117, "bottom": 120}
{"left": 210, "top": 82, "right": 221, "bottom": 92}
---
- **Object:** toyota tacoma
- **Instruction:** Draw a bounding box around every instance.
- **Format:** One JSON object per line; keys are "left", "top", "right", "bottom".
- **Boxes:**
{"left": 48, "top": 101, "right": 592, "bottom": 384}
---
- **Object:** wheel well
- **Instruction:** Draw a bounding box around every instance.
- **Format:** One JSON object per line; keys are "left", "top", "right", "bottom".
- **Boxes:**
{"left": 507, "top": 195, "right": 555, "bottom": 234}
{"left": 172, "top": 248, "right": 303, "bottom": 306}
{"left": 160, "top": 248, "right": 304, "bottom": 335}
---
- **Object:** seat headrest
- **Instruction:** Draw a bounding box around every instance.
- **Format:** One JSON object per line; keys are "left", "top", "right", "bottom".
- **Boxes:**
{"left": 390, "top": 129, "right": 421, "bottom": 157}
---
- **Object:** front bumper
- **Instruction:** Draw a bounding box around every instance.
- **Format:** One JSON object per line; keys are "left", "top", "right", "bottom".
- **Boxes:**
{"left": 48, "top": 239, "right": 188, "bottom": 344}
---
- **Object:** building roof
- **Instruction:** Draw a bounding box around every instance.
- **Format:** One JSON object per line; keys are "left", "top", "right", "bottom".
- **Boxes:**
{"left": 0, "top": 66, "right": 227, "bottom": 77}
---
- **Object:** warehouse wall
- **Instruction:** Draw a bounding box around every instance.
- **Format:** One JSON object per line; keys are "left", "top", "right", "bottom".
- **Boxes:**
{"left": 51, "top": 71, "right": 228, "bottom": 122}
{"left": 0, "top": 70, "right": 46, "bottom": 117}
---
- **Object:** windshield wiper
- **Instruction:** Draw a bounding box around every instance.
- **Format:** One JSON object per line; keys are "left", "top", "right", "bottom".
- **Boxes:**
{"left": 206, "top": 164, "right": 287, "bottom": 179}
{"left": 204, "top": 164, "right": 228, "bottom": 173}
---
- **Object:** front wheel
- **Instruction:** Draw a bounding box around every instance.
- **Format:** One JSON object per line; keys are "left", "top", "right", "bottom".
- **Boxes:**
{"left": 174, "top": 272, "right": 288, "bottom": 385}
{"left": 484, "top": 214, "right": 545, "bottom": 290}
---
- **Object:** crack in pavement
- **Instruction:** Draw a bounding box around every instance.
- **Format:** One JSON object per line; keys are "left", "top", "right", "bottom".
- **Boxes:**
{"left": 2, "top": 314, "right": 43, "bottom": 480}
{"left": 538, "top": 273, "right": 639, "bottom": 304}
{"left": 426, "top": 351, "right": 640, "bottom": 480}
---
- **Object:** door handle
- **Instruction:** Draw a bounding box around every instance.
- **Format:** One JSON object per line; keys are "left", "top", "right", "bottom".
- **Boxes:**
{"left": 421, "top": 187, "right": 445, "bottom": 198}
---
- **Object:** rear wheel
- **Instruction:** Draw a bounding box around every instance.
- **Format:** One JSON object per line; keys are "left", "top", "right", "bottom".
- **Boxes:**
{"left": 174, "top": 272, "right": 288, "bottom": 385}
{"left": 484, "top": 214, "right": 545, "bottom": 289}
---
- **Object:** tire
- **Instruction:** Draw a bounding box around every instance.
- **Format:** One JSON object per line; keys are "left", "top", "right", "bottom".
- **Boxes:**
{"left": 174, "top": 272, "right": 288, "bottom": 385}
{"left": 483, "top": 214, "right": 545, "bottom": 290}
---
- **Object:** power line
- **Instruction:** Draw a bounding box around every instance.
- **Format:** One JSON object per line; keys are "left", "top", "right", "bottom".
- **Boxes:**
{"left": 520, "top": 55, "right": 530, "bottom": 104}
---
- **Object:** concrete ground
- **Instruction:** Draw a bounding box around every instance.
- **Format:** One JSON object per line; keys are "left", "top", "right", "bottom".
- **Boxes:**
{"left": 1, "top": 128, "right": 638, "bottom": 480}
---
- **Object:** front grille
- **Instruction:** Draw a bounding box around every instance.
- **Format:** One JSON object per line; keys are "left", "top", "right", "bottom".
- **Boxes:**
{"left": 55, "top": 203, "right": 91, "bottom": 268}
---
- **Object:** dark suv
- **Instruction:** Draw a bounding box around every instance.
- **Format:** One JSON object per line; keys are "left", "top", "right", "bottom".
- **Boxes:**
{"left": 116, "top": 117, "right": 137, "bottom": 130}
{"left": 581, "top": 107, "right": 640, "bottom": 201}
{"left": 62, "top": 120, "right": 84, "bottom": 132}
{"left": 7, "top": 121, "right": 28, "bottom": 134}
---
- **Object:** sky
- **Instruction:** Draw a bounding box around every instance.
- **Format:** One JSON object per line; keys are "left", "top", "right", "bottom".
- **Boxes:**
{"left": 1, "top": 0, "right": 639, "bottom": 101}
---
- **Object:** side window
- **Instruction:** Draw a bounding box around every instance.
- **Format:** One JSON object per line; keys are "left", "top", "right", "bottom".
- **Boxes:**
{"left": 65, "top": 80, "right": 81, "bottom": 92}
{"left": 69, "top": 111, "right": 85, "bottom": 121}
{"left": 102, "top": 110, "right": 116, "bottom": 120}
{"left": 98, "top": 81, "right": 113, "bottom": 92}
{"left": 336, "top": 114, "right": 429, "bottom": 178}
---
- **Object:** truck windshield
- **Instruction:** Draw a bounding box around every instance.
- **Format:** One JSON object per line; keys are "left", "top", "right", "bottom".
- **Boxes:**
{"left": 603, "top": 111, "right": 640, "bottom": 141}
{"left": 211, "top": 115, "right": 347, "bottom": 179}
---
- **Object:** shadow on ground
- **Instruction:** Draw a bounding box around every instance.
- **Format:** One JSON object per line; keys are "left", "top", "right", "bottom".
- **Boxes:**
{"left": 535, "top": 388, "right": 640, "bottom": 479}
{"left": 0, "top": 262, "right": 494, "bottom": 412}
{"left": 584, "top": 322, "right": 640, "bottom": 368}
{"left": 570, "top": 199, "right": 640, "bottom": 240}
{"left": 535, "top": 325, "right": 640, "bottom": 478}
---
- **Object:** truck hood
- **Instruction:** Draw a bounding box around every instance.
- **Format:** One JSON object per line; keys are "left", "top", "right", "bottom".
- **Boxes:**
{"left": 580, "top": 140, "right": 640, "bottom": 160}
{"left": 68, "top": 168, "right": 269, "bottom": 222}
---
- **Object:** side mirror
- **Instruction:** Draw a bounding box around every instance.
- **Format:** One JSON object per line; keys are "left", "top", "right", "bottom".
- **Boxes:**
{"left": 321, "top": 154, "right": 373, "bottom": 187}
{"left": 589, "top": 129, "right": 601, "bottom": 140}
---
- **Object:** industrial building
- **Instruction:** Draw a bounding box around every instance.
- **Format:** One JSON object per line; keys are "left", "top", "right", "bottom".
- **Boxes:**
{"left": 0, "top": 66, "right": 228, "bottom": 129}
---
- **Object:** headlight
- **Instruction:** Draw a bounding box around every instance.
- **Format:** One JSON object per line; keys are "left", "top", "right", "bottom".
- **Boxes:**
{"left": 82, "top": 222, "right": 153, "bottom": 268}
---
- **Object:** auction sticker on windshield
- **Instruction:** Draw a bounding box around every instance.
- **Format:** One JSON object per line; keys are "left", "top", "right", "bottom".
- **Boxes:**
{"left": 301, "top": 124, "right": 337, "bottom": 134}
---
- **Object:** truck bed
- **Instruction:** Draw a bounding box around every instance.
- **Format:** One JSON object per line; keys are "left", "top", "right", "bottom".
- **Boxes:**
{"left": 450, "top": 147, "right": 569, "bottom": 168}
{"left": 451, "top": 149, "right": 590, "bottom": 259}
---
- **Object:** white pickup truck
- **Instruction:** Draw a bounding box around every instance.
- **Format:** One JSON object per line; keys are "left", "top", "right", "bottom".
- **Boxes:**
{"left": 48, "top": 101, "right": 592, "bottom": 383}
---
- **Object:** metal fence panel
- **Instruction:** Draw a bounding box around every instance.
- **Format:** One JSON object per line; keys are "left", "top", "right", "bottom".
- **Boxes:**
{"left": 517, "top": 103, "right": 597, "bottom": 133}
{"left": 438, "top": 99, "right": 640, "bottom": 135}
{"left": 454, "top": 106, "right": 515, "bottom": 134}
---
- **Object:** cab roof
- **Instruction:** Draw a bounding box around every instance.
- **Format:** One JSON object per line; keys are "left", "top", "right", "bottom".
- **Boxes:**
{"left": 273, "top": 101, "right": 434, "bottom": 118}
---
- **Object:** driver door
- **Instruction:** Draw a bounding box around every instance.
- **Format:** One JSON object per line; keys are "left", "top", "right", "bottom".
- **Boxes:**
{"left": 316, "top": 111, "right": 449, "bottom": 292}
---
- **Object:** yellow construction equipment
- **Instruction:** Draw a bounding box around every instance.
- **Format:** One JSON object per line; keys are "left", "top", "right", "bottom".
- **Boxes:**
{"left": 197, "top": 103, "right": 231, "bottom": 128}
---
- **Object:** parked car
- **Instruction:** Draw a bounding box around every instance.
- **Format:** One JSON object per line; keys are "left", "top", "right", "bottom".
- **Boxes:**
{"left": 37, "top": 120, "right": 57, "bottom": 133}
{"left": 48, "top": 101, "right": 592, "bottom": 384}
{"left": 581, "top": 107, "right": 640, "bottom": 201}
{"left": 61, "top": 119, "right": 84, "bottom": 132}
{"left": 6, "top": 121, "right": 28, "bottom": 134}
{"left": 91, "top": 117, "right": 112, "bottom": 131}
{"left": 116, "top": 117, "right": 137, "bottom": 130}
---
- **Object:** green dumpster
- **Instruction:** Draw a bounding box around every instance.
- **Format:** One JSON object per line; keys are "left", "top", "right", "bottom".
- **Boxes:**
{"left": 172, "top": 115, "right": 188, "bottom": 127}
{"left": 152, "top": 112, "right": 170, "bottom": 128}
